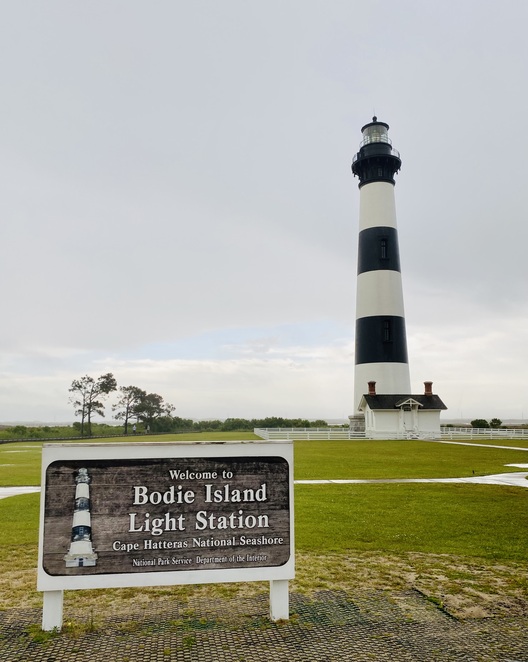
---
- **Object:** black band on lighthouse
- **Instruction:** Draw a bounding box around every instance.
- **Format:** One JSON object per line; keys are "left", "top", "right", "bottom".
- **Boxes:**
{"left": 355, "top": 316, "right": 409, "bottom": 365}
{"left": 357, "top": 226, "right": 401, "bottom": 274}
{"left": 72, "top": 525, "right": 92, "bottom": 541}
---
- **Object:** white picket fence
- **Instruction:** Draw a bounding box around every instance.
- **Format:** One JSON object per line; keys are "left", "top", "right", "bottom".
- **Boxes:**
{"left": 254, "top": 428, "right": 365, "bottom": 440}
{"left": 254, "top": 427, "right": 528, "bottom": 441}
{"left": 439, "top": 427, "right": 528, "bottom": 440}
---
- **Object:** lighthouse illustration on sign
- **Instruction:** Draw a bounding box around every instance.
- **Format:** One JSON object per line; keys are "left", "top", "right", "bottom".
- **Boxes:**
{"left": 349, "top": 117, "right": 446, "bottom": 437}
{"left": 64, "top": 467, "right": 98, "bottom": 568}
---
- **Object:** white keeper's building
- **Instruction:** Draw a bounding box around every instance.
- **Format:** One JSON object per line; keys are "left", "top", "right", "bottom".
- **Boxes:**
{"left": 358, "top": 380, "right": 447, "bottom": 439}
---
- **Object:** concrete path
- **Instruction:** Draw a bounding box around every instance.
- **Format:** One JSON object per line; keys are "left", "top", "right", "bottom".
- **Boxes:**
{"left": 295, "top": 469, "right": 528, "bottom": 488}
{"left": 0, "top": 486, "right": 40, "bottom": 500}
{"left": 424, "top": 439, "right": 528, "bottom": 451}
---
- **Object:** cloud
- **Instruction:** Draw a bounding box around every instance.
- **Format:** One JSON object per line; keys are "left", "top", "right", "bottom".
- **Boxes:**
{"left": 1, "top": 2, "right": 527, "bottom": 423}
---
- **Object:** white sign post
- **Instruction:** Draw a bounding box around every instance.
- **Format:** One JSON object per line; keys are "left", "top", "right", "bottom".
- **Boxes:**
{"left": 38, "top": 440, "right": 294, "bottom": 630}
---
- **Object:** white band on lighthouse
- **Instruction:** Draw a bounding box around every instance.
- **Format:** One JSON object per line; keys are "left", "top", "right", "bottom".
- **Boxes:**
{"left": 355, "top": 271, "right": 405, "bottom": 319}
{"left": 358, "top": 182, "right": 398, "bottom": 231}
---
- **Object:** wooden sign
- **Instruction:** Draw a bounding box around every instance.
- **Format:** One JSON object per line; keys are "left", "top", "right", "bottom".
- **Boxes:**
{"left": 38, "top": 441, "right": 294, "bottom": 592}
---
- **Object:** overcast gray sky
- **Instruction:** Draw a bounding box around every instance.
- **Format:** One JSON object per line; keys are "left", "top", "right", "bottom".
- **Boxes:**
{"left": 1, "top": 1, "right": 527, "bottom": 423}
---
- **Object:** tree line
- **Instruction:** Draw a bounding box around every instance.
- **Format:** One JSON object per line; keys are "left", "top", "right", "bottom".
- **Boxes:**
{"left": 68, "top": 372, "right": 333, "bottom": 437}
{"left": 69, "top": 373, "right": 175, "bottom": 437}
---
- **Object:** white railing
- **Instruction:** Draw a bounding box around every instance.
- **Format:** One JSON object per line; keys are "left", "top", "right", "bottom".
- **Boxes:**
{"left": 352, "top": 145, "right": 400, "bottom": 164}
{"left": 254, "top": 428, "right": 365, "bottom": 440}
{"left": 254, "top": 427, "right": 528, "bottom": 441}
{"left": 440, "top": 427, "right": 528, "bottom": 440}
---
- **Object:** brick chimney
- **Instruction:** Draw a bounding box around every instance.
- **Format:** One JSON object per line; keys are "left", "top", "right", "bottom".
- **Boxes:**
{"left": 368, "top": 381, "right": 376, "bottom": 396}
{"left": 424, "top": 381, "right": 433, "bottom": 396}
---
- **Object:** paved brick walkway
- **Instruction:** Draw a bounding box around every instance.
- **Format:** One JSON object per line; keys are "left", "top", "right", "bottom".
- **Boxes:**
{"left": 1, "top": 589, "right": 527, "bottom": 661}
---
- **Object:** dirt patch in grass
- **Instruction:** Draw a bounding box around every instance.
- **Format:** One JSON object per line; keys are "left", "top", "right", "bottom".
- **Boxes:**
{"left": 292, "top": 551, "right": 528, "bottom": 620}
{"left": 3, "top": 551, "right": 526, "bottom": 621}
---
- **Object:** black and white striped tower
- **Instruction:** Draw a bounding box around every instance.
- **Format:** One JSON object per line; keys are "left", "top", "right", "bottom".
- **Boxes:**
{"left": 351, "top": 117, "right": 411, "bottom": 417}
{"left": 64, "top": 467, "right": 98, "bottom": 568}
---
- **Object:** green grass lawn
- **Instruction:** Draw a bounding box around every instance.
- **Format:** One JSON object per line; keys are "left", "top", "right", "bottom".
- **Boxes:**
{"left": 0, "top": 492, "right": 39, "bottom": 566}
{"left": 295, "top": 482, "right": 527, "bottom": 560}
{"left": 0, "top": 443, "right": 44, "bottom": 487}
{"left": 1, "top": 436, "right": 527, "bottom": 561}
{"left": 2, "top": 480, "right": 526, "bottom": 565}
{"left": 0, "top": 432, "right": 261, "bottom": 487}
{"left": 0, "top": 434, "right": 527, "bottom": 615}
{"left": 293, "top": 439, "right": 528, "bottom": 480}
{"left": 1, "top": 435, "right": 527, "bottom": 487}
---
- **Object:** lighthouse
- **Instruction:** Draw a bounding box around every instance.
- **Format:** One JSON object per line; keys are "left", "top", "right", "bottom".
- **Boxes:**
{"left": 64, "top": 467, "right": 98, "bottom": 568}
{"left": 350, "top": 117, "right": 411, "bottom": 422}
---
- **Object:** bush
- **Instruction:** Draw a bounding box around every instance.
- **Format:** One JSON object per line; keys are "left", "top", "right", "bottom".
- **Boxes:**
{"left": 471, "top": 419, "right": 490, "bottom": 428}
{"left": 8, "top": 425, "right": 28, "bottom": 437}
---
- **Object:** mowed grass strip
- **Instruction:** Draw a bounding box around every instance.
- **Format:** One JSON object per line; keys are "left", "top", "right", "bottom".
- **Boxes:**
{"left": 0, "top": 432, "right": 261, "bottom": 487}
{"left": 0, "top": 443, "right": 44, "bottom": 487}
{"left": 1, "top": 437, "right": 527, "bottom": 487}
{"left": 295, "top": 482, "right": 528, "bottom": 560}
{"left": 293, "top": 439, "right": 528, "bottom": 479}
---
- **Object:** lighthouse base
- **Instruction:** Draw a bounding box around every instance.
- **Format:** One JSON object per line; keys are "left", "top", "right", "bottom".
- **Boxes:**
{"left": 354, "top": 363, "right": 411, "bottom": 417}
{"left": 348, "top": 415, "right": 365, "bottom": 432}
{"left": 64, "top": 553, "right": 98, "bottom": 568}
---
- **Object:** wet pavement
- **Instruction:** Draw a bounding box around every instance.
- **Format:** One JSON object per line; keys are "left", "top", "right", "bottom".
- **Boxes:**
{"left": 1, "top": 589, "right": 527, "bottom": 661}
{"left": 0, "top": 486, "right": 40, "bottom": 499}
{"left": 295, "top": 468, "right": 528, "bottom": 488}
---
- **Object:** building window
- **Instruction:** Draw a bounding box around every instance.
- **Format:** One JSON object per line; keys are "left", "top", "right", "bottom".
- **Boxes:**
{"left": 380, "top": 238, "right": 388, "bottom": 260}
{"left": 383, "top": 319, "right": 392, "bottom": 342}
